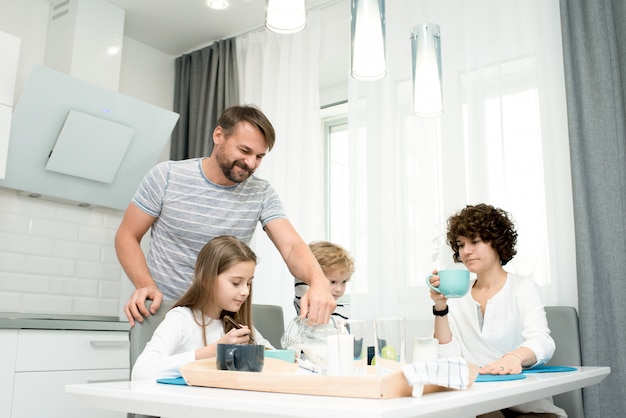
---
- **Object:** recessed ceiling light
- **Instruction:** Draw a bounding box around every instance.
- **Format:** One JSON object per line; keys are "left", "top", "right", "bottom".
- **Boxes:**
{"left": 207, "top": 0, "right": 229, "bottom": 10}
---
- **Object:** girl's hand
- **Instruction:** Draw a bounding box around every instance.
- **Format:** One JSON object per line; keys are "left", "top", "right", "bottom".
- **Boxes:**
{"left": 219, "top": 326, "right": 252, "bottom": 345}
{"left": 195, "top": 326, "right": 253, "bottom": 360}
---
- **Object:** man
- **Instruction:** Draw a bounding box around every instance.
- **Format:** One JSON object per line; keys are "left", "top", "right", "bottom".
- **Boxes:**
{"left": 115, "top": 105, "right": 335, "bottom": 326}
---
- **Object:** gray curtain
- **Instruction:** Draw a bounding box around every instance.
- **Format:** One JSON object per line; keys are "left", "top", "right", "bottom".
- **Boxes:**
{"left": 559, "top": 1, "right": 626, "bottom": 417}
{"left": 170, "top": 38, "right": 239, "bottom": 160}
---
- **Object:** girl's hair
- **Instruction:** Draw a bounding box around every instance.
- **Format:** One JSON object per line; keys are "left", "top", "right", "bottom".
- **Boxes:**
{"left": 309, "top": 241, "right": 355, "bottom": 277}
{"left": 174, "top": 235, "right": 257, "bottom": 345}
{"left": 446, "top": 203, "right": 518, "bottom": 266}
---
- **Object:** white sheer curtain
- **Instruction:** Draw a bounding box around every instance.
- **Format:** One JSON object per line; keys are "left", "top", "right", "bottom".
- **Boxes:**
{"left": 236, "top": 11, "right": 324, "bottom": 321}
{"left": 347, "top": 0, "right": 575, "bottom": 323}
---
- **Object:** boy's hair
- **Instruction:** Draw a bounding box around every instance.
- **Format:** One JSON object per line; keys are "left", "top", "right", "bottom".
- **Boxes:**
{"left": 175, "top": 235, "right": 257, "bottom": 344}
{"left": 309, "top": 241, "right": 355, "bottom": 277}
{"left": 446, "top": 203, "right": 518, "bottom": 266}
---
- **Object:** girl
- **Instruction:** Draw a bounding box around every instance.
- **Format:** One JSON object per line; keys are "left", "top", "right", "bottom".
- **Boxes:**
{"left": 131, "top": 235, "right": 273, "bottom": 381}
{"left": 428, "top": 204, "right": 565, "bottom": 417}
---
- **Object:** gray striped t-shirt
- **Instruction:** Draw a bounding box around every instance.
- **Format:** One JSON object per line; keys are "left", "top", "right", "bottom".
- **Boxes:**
{"left": 132, "top": 158, "right": 286, "bottom": 299}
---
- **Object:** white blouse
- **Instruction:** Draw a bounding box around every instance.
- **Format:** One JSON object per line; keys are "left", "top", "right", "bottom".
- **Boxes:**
{"left": 438, "top": 272, "right": 565, "bottom": 417}
{"left": 131, "top": 306, "right": 273, "bottom": 381}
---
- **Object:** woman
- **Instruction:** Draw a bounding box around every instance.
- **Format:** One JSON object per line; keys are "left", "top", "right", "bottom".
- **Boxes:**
{"left": 428, "top": 204, "right": 565, "bottom": 417}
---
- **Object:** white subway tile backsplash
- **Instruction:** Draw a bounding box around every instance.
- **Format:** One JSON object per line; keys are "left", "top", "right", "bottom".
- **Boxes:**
{"left": 29, "top": 217, "right": 79, "bottom": 240}
{"left": 0, "top": 232, "right": 54, "bottom": 255}
{"left": 0, "top": 253, "right": 25, "bottom": 272}
{"left": 0, "top": 292, "right": 21, "bottom": 311}
{"left": 0, "top": 189, "right": 124, "bottom": 318}
{"left": 21, "top": 293, "right": 74, "bottom": 314}
{"left": 53, "top": 204, "right": 106, "bottom": 227}
{"left": 101, "top": 246, "right": 119, "bottom": 264}
{"left": 25, "top": 254, "right": 76, "bottom": 276}
{"left": 72, "top": 297, "right": 120, "bottom": 317}
{"left": 75, "top": 260, "right": 121, "bottom": 282}
{"left": 48, "top": 277, "right": 99, "bottom": 297}
{"left": 52, "top": 240, "right": 101, "bottom": 261}
{"left": 0, "top": 212, "right": 30, "bottom": 234}
{"left": 99, "top": 280, "right": 121, "bottom": 299}
{"left": 78, "top": 225, "right": 116, "bottom": 246}
{"left": 0, "top": 273, "right": 49, "bottom": 293}
{"left": 102, "top": 209, "right": 126, "bottom": 229}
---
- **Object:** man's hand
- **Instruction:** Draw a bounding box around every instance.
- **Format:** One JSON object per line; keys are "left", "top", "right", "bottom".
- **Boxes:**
{"left": 124, "top": 285, "right": 163, "bottom": 326}
{"left": 299, "top": 279, "right": 336, "bottom": 324}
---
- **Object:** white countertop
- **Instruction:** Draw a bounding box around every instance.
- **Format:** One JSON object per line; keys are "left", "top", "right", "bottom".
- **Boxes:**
{"left": 66, "top": 366, "right": 610, "bottom": 418}
{"left": 0, "top": 312, "right": 129, "bottom": 331}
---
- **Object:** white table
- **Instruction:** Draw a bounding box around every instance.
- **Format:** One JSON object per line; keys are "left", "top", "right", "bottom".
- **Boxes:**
{"left": 66, "top": 366, "right": 610, "bottom": 418}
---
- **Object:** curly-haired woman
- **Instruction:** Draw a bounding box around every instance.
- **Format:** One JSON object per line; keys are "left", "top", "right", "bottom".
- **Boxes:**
{"left": 427, "top": 203, "right": 565, "bottom": 418}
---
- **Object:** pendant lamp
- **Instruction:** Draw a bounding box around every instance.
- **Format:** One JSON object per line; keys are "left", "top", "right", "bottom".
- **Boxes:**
{"left": 351, "top": 0, "right": 386, "bottom": 81}
{"left": 411, "top": 23, "right": 443, "bottom": 116}
{"left": 265, "top": 0, "right": 306, "bottom": 34}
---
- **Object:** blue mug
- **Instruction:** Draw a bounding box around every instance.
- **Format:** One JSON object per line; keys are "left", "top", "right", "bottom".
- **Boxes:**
{"left": 426, "top": 269, "right": 470, "bottom": 298}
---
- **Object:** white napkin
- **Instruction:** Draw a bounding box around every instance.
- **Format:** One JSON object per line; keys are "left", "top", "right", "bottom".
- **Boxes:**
{"left": 401, "top": 357, "right": 470, "bottom": 397}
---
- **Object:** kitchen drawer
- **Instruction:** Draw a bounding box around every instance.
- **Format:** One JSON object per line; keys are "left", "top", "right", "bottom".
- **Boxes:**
{"left": 15, "top": 329, "right": 129, "bottom": 371}
{"left": 13, "top": 369, "right": 128, "bottom": 418}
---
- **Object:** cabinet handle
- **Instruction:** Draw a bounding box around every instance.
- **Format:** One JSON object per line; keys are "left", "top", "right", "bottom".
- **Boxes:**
{"left": 89, "top": 340, "right": 129, "bottom": 348}
{"left": 87, "top": 378, "right": 127, "bottom": 384}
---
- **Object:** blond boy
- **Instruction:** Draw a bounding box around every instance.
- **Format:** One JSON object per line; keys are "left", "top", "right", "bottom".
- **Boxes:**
{"left": 294, "top": 241, "right": 355, "bottom": 320}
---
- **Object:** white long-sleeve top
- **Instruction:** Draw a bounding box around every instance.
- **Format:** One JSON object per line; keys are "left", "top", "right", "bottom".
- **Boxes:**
{"left": 438, "top": 272, "right": 565, "bottom": 417}
{"left": 131, "top": 306, "right": 273, "bottom": 381}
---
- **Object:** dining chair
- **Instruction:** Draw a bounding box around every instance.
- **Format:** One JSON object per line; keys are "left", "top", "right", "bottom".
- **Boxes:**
{"left": 251, "top": 303, "right": 285, "bottom": 348}
{"left": 127, "top": 299, "right": 175, "bottom": 418}
{"left": 545, "top": 306, "right": 584, "bottom": 418}
{"left": 128, "top": 299, "right": 176, "bottom": 375}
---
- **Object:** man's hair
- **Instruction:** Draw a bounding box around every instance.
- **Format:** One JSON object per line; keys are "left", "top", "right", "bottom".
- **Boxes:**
{"left": 216, "top": 105, "right": 276, "bottom": 151}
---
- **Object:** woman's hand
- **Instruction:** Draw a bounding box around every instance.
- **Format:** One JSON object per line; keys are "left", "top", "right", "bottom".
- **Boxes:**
{"left": 479, "top": 353, "right": 524, "bottom": 375}
{"left": 428, "top": 269, "right": 448, "bottom": 307}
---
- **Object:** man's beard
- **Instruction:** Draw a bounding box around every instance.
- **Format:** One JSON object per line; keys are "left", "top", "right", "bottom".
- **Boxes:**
{"left": 217, "top": 154, "right": 253, "bottom": 183}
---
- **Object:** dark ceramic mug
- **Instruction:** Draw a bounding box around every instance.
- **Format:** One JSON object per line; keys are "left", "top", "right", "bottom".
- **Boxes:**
{"left": 216, "top": 343, "right": 265, "bottom": 372}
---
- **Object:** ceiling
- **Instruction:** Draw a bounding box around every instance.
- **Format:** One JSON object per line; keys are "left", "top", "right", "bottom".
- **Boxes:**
{"left": 106, "top": 0, "right": 265, "bottom": 56}
{"left": 104, "top": 0, "right": 349, "bottom": 90}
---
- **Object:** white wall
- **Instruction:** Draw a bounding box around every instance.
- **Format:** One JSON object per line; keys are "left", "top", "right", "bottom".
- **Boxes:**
{"left": 0, "top": 0, "right": 175, "bottom": 320}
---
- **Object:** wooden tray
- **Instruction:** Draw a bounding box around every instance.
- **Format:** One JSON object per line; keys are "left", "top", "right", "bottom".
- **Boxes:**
{"left": 180, "top": 358, "right": 476, "bottom": 399}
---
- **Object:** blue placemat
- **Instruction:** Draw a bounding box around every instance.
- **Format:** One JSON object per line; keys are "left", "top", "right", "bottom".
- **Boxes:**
{"left": 156, "top": 376, "right": 188, "bottom": 385}
{"left": 523, "top": 365, "right": 578, "bottom": 374}
{"left": 475, "top": 365, "right": 577, "bottom": 382}
{"left": 475, "top": 373, "right": 527, "bottom": 382}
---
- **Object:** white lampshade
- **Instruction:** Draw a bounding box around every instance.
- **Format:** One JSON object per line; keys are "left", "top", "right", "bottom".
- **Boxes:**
{"left": 411, "top": 23, "right": 443, "bottom": 116}
{"left": 351, "top": 0, "right": 386, "bottom": 81}
{"left": 265, "top": 0, "right": 306, "bottom": 34}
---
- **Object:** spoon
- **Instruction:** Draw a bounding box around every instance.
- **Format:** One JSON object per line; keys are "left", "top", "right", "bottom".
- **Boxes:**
{"left": 223, "top": 315, "right": 255, "bottom": 343}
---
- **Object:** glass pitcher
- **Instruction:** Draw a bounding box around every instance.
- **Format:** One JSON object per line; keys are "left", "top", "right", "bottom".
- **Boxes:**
{"left": 280, "top": 316, "right": 339, "bottom": 370}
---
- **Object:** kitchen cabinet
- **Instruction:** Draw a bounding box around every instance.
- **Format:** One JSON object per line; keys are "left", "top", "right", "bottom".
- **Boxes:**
{"left": 0, "top": 330, "right": 18, "bottom": 418}
{"left": 7, "top": 328, "right": 129, "bottom": 418}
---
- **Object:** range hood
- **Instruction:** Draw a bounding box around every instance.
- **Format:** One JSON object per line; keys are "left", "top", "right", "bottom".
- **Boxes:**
{"left": 0, "top": 0, "right": 179, "bottom": 210}
{"left": 0, "top": 65, "right": 179, "bottom": 210}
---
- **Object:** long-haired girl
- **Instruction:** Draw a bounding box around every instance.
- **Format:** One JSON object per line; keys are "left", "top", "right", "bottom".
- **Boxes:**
{"left": 132, "top": 235, "right": 273, "bottom": 380}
